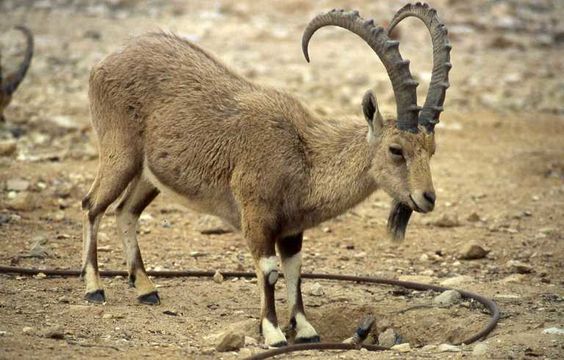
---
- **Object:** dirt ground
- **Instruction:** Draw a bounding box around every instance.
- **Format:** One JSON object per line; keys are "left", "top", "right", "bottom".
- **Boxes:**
{"left": 1, "top": 0, "right": 563, "bottom": 359}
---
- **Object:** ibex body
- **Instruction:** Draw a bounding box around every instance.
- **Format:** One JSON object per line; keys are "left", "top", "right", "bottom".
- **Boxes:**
{"left": 82, "top": 3, "right": 450, "bottom": 347}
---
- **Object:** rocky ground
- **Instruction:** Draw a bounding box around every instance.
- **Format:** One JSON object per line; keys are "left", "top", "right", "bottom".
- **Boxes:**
{"left": 0, "top": 0, "right": 563, "bottom": 359}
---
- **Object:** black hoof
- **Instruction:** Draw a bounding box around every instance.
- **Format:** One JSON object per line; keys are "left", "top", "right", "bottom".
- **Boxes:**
{"left": 269, "top": 341, "right": 288, "bottom": 348}
{"left": 85, "top": 289, "right": 106, "bottom": 304}
{"left": 295, "top": 335, "right": 320, "bottom": 344}
{"left": 138, "top": 291, "right": 160, "bottom": 305}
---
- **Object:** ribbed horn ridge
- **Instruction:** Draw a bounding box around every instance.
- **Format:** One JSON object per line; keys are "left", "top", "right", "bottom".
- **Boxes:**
{"left": 1, "top": 26, "right": 34, "bottom": 96}
{"left": 302, "top": 9, "right": 421, "bottom": 132}
{"left": 387, "top": 2, "right": 451, "bottom": 132}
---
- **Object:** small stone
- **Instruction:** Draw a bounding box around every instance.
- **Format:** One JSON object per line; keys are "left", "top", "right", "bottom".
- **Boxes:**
{"left": 215, "top": 330, "right": 245, "bottom": 352}
{"left": 378, "top": 328, "right": 399, "bottom": 348}
{"left": 391, "top": 343, "right": 411, "bottom": 352}
{"left": 43, "top": 327, "right": 65, "bottom": 339}
{"left": 433, "top": 290, "right": 462, "bottom": 306}
{"left": 190, "top": 251, "right": 207, "bottom": 258}
{"left": 22, "top": 326, "right": 35, "bottom": 334}
{"left": 6, "top": 179, "right": 30, "bottom": 192}
{"left": 0, "top": 140, "right": 17, "bottom": 156}
{"left": 322, "top": 227, "right": 331, "bottom": 233}
{"left": 500, "top": 274, "right": 526, "bottom": 283}
{"left": 543, "top": 327, "right": 564, "bottom": 335}
{"left": 239, "top": 348, "right": 253, "bottom": 357}
{"left": 35, "top": 272, "right": 47, "bottom": 279}
{"left": 472, "top": 342, "right": 488, "bottom": 356}
{"left": 506, "top": 260, "right": 533, "bottom": 274}
{"left": 353, "top": 251, "right": 367, "bottom": 259}
{"left": 309, "top": 282, "right": 324, "bottom": 296}
{"left": 244, "top": 336, "right": 259, "bottom": 346}
{"left": 438, "top": 343, "right": 462, "bottom": 352}
{"left": 419, "top": 253, "right": 429, "bottom": 262}
{"left": 195, "top": 215, "right": 233, "bottom": 235}
{"left": 466, "top": 212, "right": 481, "bottom": 222}
{"left": 213, "top": 270, "right": 224, "bottom": 284}
{"left": 459, "top": 242, "right": 489, "bottom": 260}
{"left": 421, "top": 344, "right": 437, "bottom": 351}
{"left": 431, "top": 214, "right": 460, "bottom": 228}
{"left": 7, "top": 192, "right": 39, "bottom": 211}
{"left": 102, "top": 313, "right": 113, "bottom": 319}
{"left": 440, "top": 275, "right": 474, "bottom": 287}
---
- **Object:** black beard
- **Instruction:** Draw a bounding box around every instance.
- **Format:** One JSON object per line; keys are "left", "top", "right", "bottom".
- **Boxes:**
{"left": 387, "top": 200, "right": 413, "bottom": 241}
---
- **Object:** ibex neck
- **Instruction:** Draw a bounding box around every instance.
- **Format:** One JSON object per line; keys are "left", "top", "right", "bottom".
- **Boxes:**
{"left": 301, "top": 117, "right": 378, "bottom": 221}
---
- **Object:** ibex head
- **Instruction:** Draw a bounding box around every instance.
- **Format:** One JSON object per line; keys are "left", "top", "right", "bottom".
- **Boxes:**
{"left": 302, "top": 3, "right": 451, "bottom": 240}
{"left": 0, "top": 26, "right": 34, "bottom": 122}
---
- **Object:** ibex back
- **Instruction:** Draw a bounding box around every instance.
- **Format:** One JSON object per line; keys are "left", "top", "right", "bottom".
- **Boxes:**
{"left": 82, "top": 3, "right": 451, "bottom": 347}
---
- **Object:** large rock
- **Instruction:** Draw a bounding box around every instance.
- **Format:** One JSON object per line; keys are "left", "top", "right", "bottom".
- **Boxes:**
{"left": 7, "top": 192, "right": 39, "bottom": 211}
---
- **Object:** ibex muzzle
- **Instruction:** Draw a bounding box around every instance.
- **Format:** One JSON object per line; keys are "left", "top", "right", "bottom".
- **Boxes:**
{"left": 81, "top": 3, "right": 451, "bottom": 347}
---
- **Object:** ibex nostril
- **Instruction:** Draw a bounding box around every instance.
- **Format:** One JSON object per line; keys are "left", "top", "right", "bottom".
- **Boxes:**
{"left": 423, "top": 191, "right": 436, "bottom": 206}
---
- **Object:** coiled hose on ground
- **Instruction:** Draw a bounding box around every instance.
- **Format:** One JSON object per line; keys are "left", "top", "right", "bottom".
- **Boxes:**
{"left": 0, "top": 265, "right": 499, "bottom": 359}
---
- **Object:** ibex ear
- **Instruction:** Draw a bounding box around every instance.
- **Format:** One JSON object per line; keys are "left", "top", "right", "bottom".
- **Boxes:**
{"left": 362, "top": 90, "right": 383, "bottom": 135}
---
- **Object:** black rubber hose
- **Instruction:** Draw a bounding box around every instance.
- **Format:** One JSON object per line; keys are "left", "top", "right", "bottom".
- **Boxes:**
{"left": 0, "top": 265, "right": 499, "bottom": 359}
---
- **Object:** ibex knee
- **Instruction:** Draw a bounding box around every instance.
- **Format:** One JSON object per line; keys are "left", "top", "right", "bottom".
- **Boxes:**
{"left": 259, "top": 256, "right": 279, "bottom": 285}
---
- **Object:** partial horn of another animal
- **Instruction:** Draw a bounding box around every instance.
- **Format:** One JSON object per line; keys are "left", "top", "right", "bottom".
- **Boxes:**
{"left": 301, "top": 9, "right": 421, "bottom": 132}
{"left": 387, "top": 2, "right": 451, "bottom": 132}
{"left": 1, "top": 25, "right": 34, "bottom": 96}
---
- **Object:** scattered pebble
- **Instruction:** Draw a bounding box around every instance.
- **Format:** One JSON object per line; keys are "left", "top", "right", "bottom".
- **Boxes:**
{"left": 6, "top": 192, "right": 39, "bottom": 211}
{"left": 0, "top": 140, "right": 17, "bottom": 156}
{"left": 500, "top": 274, "right": 526, "bottom": 283}
{"left": 440, "top": 275, "right": 474, "bottom": 287}
{"left": 459, "top": 242, "right": 489, "bottom": 260}
{"left": 214, "top": 330, "right": 245, "bottom": 352}
{"left": 378, "top": 328, "right": 399, "bottom": 348}
{"left": 195, "top": 215, "right": 233, "bottom": 235}
{"left": 35, "top": 272, "right": 47, "bottom": 279}
{"left": 543, "top": 327, "right": 564, "bottom": 335}
{"left": 472, "top": 342, "right": 489, "bottom": 356}
{"left": 309, "top": 282, "right": 324, "bottom": 296}
{"left": 466, "top": 212, "right": 481, "bottom": 222}
{"left": 244, "top": 336, "right": 259, "bottom": 346}
{"left": 213, "top": 270, "right": 224, "bottom": 284}
{"left": 437, "top": 343, "right": 462, "bottom": 352}
{"left": 22, "top": 327, "right": 35, "bottom": 335}
{"left": 506, "top": 260, "right": 533, "bottom": 274}
{"left": 433, "top": 290, "right": 462, "bottom": 306}
{"left": 6, "top": 179, "right": 30, "bottom": 192}
{"left": 431, "top": 214, "right": 461, "bottom": 228}
{"left": 239, "top": 348, "right": 253, "bottom": 357}
{"left": 42, "top": 327, "right": 65, "bottom": 340}
{"left": 391, "top": 343, "right": 411, "bottom": 352}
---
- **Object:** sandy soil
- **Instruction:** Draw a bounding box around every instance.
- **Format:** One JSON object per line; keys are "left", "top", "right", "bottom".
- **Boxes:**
{"left": 0, "top": 0, "right": 563, "bottom": 359}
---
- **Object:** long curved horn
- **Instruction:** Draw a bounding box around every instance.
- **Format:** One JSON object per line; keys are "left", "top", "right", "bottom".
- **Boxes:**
{"left": 302, "top": 9, "right": 421, "bottom": 132}
{"left": 387, "top": 2, "right": 451, "bottom": 132}
{"left": 1, "top": 25, "right": 34, "bottom": 96}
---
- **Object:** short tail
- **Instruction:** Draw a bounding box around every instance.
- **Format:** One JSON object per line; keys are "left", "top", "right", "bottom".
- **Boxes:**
{"left": 1, "top": 25, "right": 34, "bottom": 96}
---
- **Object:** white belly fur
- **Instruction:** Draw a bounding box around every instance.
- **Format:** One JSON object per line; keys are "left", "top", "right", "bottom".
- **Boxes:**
{"left": 142, "top": 163, "right": 240, "bottom": 228}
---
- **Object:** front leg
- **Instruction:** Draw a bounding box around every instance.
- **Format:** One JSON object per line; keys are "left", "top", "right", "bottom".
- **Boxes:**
{"left": 243, "top": 210, "right": 287, "bottom": 347}
{"left": 278, "top": 233, "right": 320, "bottom": 343}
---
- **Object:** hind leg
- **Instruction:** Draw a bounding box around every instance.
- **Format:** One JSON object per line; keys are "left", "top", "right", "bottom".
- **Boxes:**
{"left": 115, "top": 176, "right": 160, "bottom": 305}
{"left": 81, "top": 158, "right": 138, "bottom": 303}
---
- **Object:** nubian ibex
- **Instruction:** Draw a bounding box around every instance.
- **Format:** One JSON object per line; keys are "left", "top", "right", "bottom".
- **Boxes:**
{"left": 82, "top": 3, "right": 450, "bottom": 347}
{"left": 0, "top": 26, "right": 33, "bottom": 122}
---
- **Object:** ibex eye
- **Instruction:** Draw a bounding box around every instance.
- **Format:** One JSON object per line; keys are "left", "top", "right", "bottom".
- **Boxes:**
{"left": 389, "top": 146, "right": 403, "bottom": 157}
